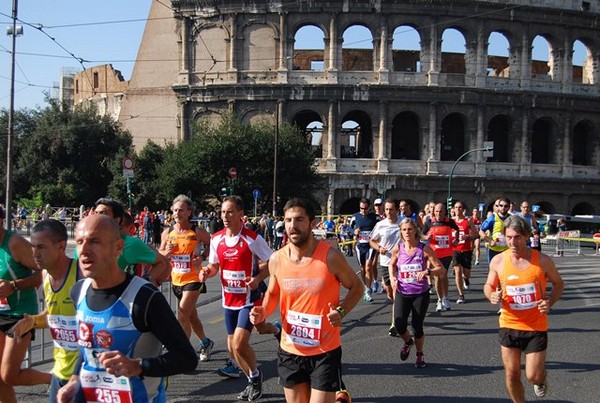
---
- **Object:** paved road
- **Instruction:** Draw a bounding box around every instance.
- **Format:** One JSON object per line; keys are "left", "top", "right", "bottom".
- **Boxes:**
{"left": 15, "top": 247, "right": 600, "bottom": 402}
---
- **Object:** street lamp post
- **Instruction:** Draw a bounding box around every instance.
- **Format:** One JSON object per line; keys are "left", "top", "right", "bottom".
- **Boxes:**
{"left": 5, "top": 0, "right": 22, "bottom": 230}
{"left": 272, "top": 103, "right": 279, "bottom": 217}
{"left": 447, "top": 145, "right": 493, "bottom": 211}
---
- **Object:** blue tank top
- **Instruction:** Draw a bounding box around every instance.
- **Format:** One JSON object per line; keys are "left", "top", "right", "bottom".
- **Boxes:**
{"left": 396, "top": 242, "right": 429, "bottom": 295}
{"left": 76, "top": 277, "right": 165, "bottom": 402}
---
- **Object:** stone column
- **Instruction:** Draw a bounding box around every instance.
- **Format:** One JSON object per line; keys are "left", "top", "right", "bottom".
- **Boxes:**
{"left": 377, "top": 101, "right": 389, "bottom": 172}
{"left": 519, "top": 109, "right": 530, "bottom": 176}
{"left": 426, "top": 103, "right": 439, "bottom": 174}
{"left": 327, "top": 14, "right": 339, "bottom": 83}
{"left": 562, "top": 115, "right": 573, "bottom": 178}
{"left": 475, "top": 24, "right": 487, "bottom": 87}
{"left": 475, "top": 106, "right": 486, "bottom": 176}
{"left": 228, "top": 14, "right": 238, "bottom": 82}
{"left": 323, "top": 101, "right": 337, "bottom": 171}
{"left": 277, "top": 13, "right": 288, "bottom": 83}
{"left": 561, "top": 36, "right": 573, "bottom": 92}
{"left": 520, "top": 34, "right": 531, "bottom": 89}
{"left": 427, "top": 23, "right": 440, "bottom": 86}
{"left": 378, "top": 18, "right": 389, "bottom": 83}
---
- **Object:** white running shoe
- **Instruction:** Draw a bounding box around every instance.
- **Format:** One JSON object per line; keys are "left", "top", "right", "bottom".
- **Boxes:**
{"left": 534, "top": 380, "right": 548, "bottom": 398}
{"left": 363, "top": 291, "right": 373, "bottom": 302}
{"left": 436, "top": 300, "right": 443, "bottom": 312}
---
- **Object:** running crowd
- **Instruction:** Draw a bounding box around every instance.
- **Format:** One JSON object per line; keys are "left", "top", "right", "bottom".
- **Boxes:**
{"left": 0, "top": 195, "right": 562, "bottom": 403}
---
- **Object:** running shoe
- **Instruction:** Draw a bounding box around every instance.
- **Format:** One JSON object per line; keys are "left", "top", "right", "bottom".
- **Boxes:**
{"left": 415, "top": 353, "right": 426, "bottom": 368}
{"left": 335, "top": 389, "right": 352, "bottom": 403}
{"left": 456, "top": 295, "right": 465, "bottom": 304}
{"left": 363, "top": 290, "right": 373, "bottom": 302}
{"left": 198, "top": 338, "right": 214, "bottom": 362}
{"left": 442, "top": 297, "right": 451, "bottom": 311}
{"left": 238, "top": 369, "right": 263, "bottom": 401}
{"left": 429, "top": 287, "right": 435, "bottom": 295}
{"left": 388, "top": 325, "right": 399, "bottom": 337}
{"left": 533, "top": 380, "right": 548, "bottom": 398}
{"left": 474, "top": 259, "right": 479, "bottom": 266}
{"left": 217, "top": 359, "right": 241, "bottom": 379}
{"left": 372, "top": 280, "right": 380, "bottom": 294}
{"left": 463, "top": 277, "right": 470, "bottom": 290}
{"left": 436, "top": 300, "right": 443, "bottom": 312}
{"left": 400, "top": 338, "right": 414, "bottom": 361}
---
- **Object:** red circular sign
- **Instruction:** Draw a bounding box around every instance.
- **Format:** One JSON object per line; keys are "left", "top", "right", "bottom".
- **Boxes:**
{"left": 123, "top": 157, "right": 134, "bottom": 170}
{"left": 229, "top": 167, "right": 237, "bottom": 179}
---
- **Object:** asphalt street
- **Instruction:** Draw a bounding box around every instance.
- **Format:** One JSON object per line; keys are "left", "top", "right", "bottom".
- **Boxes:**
{"left": 14, "top": 245, "right": 600, "bottom": 402}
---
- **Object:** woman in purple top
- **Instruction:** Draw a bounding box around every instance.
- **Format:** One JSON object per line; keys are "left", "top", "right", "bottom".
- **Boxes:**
{"left": 389, "top": 218, "right": 444, "bottom": 368}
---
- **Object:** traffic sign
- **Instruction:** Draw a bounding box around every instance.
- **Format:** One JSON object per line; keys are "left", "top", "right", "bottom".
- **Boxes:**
{"left": 123, "top": 169, "right": 134, "bottom": 178}
{"left": 253, "top": 188, "right": 261, "bottom": 200}
{"left": 229, "top": 167, "right": 237, "bottom": 179}
{"left": 123, "top": 157, "right": 134, "bottom": 170}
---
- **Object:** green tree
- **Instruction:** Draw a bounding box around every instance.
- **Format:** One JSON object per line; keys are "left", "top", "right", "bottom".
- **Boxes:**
{"left": 5, "top": 99, "right": 133, "bottom": 207}
{"left": 155, "top": 113, "right": 322, "bottom": 213}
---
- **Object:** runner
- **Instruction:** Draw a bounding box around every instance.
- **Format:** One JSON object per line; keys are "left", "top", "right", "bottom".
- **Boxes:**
{"left": 483, "top": 214, "right": 564, "bottom": 402}
{"left": 57, "top": 215, "right": 197, "bottom": 402}
{"left": 399, "top": 200, "right": 423, "bottom": 229}
{"left": 159, "top": 195, "right": 214, "bottom": 361}
{"left": 389, "top": 218, "right": 444, "bottom": 368}
{"left": 0, "top": 208, "right": 49, "bottom": 403}
{"left": 517, "top": 200, "right": 542, "bottom": 252}
{"left": 11, "top": 220, "right": 82, "bottom": 402}
{"left": 200, "top": 196, "right": 273, "bottom": 401}
{"left": 369, "top": 198, "right": 401, "bottom": 336}
{"left": 351, "top": 198, "right": 379, "bottom": 302}
{"left": 479, "top": 197, "right": 511, "bottom": 264}
{"left": 469, "top": 208, "right": 482, "bottom": 265}
{"left": 249, "top": 197, "right": 363, "bottom": 402}
{"left": 421, "top": 203, "right": 458, "bottom": 312}
{"left": 451, "top": 201, "right": 478, "bottom": 303}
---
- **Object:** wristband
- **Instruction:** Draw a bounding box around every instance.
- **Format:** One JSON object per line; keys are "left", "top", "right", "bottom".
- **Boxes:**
{"left": 11, "top": 280, "right": 19, "bottom": 291}
{"left": 335, "top": 306, "right": 346, "bottom": 319}
{"left": 426, "top": 268, "right": 432, "bottom": 275}
{"left": 33, "top": 315, "right": 46, "bottom": 329}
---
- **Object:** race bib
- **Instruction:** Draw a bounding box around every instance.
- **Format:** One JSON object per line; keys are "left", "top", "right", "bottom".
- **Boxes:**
{"left": 80, "top": 368, "right": 133, "bottom": 403}
{"left": 285, "top": 310, "right": 322, "bottom": 348}
{"left": 358, "top": 231, "right": 371, "bottom": 243}
{"left": 399, "top": 263, "right": 422, "bottom": 284}
{"left": 0, "top": 298, "right": 10, "bottom": 311}
{"left": 505, "top": 283, "right": 538, "bottom": 310}
{"left": 435, "top": 235, "right": 450, "bottom": 249}
{"left": 458, "top": 231, "right": 466, "bottom": 244}
{"left": 530, "top": 237, "right": 540, "bottom": 247}
{"left": 48, "top": 314, "right": 78, "bottom": 350}
{"left": 222, "top": 270, "right": 247, "bottom": 294}
{"left": 494, "top": 234, "right": 507, "bottom": 247}
{"left": 171, "top": 255, "right": 191, "bottom": 274}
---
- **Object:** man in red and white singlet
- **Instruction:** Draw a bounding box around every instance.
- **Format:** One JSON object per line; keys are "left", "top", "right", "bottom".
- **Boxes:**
{"left": 249, "top": 198, "right": 363, "bottom": 403}
{"left": 451, "top": 201, "right": 478, "bottom": 304}
{"left": 201, "top": 196, "right": 273, "bottom": 401}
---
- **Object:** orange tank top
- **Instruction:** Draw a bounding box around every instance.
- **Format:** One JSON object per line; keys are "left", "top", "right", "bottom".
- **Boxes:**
{"left": 499, "top": 249, "right": 548, "bottom": 332}
{"left": 277, "top": 241, "right": 341, "bottom": 356}
{"left": 167, "top": 228, "right": 200, "bottom": 286}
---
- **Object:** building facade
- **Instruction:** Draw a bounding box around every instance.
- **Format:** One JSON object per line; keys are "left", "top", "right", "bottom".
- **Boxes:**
{"left": 118, "top": 0, "right": 600, "bottom": 215}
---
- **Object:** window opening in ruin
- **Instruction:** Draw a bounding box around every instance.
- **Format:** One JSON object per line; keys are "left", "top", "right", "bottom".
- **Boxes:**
{"left": 487, "top": 32, "right": 510, "bottom": 77}
{"left": 342, "top": 25, "right": 374, "bottom": 71}
{"left": 572, "top": 121, "right": 593, "bottom": 166}
{"left": 571, "top": 202, "right": 595, "bottom": 215}
{"left": 440, "top": 113, "right": 466, "bottom": 161}
{"left": 307, "top": 121, "right": 324, "bottom": 158}
{"left": 93, "top": 72, "right": 99, "bottom": 89}
{"left": 572, "top": 40, "right": 591, "bottom": 84}
{"left": 487, "top": 115, "right": 511, "bottom": 162}
{"left": 340, "top": 121, "right": 359, "bottom": 158}
{"left": 293, "top": 25, "right": 325, "bottom": 71}
{"left": 392, "top": 25, "right": 421, "bottom": 72}
{"left": 531, "top": 119, "right": 554, "bottom": 164}
{"left": 441, "top": 28, "right": 466, "bottom": 74}
{"left": 391, "top": 111, "right": 420, "bottom": 160}
{"left": 531, "top": 35, "right": 551, "bottom": 79}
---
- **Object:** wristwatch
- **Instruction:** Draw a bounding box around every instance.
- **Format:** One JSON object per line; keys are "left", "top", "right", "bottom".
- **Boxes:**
{"left": 11, "top": 280, "right": 19, "bottom": 291}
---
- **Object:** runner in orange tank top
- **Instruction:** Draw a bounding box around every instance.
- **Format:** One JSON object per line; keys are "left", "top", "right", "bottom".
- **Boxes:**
{"left": 250, "top": 198, "right": 363, "bottom": 403}
{"left": 484, "top": 215, "right": 564, "bottom": 403}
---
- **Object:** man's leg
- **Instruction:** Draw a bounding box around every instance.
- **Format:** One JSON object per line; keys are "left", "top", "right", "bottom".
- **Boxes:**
{"left": 283, "top": 383, "right": 311, "bottom": 403}
{"left": 177, "top": 289, "right": 201, "bottom": 339}
{"left": 453, "top": 265, "right": 464, "bottom": 298}
{"left": 501, "top": 346, "right": 526, "bottom": 403}
{"left": 524, "top": 350, "right": 547, "bottom": 386}
{"left": 1, "top": 332, "right": 51, "bottom": 391}
{"left": 309, "top": 389, "right": 336, "bottom": 403}
{"left": 232, "top": 327, "right": 256, "bottom": 377}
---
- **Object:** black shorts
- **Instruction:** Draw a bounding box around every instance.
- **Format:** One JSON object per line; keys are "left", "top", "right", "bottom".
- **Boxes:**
{"left": 439, "top": 256, "right": 453, "bottom": 270}
{"left": 0, "top": 313, "right": 36, "bottom": 340}
{"left": 379, "top": 266, "right": 391, "bottom": 286}
{"left": 499, "top": 328, "right": 547, "bottom": 353}
{"left": 278, "top": 346, "right": 342, "bottom": 392}
{"left": 172, "top": 282, "right": 206, "bottom": 300}
{"left": 452, "top": 251, "right": 472, "bottom": 270}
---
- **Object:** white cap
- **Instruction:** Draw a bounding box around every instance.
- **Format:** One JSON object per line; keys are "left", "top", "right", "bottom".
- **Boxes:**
{"left": 374, "top": 198, "right": 383, "bottom": 205}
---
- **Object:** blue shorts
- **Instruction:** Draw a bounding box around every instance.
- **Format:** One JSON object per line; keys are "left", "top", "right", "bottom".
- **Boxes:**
{"left": 224, "top": 306, "right": 254, "bottom": 335}
{"left": 355, "top": 245, "right": 375, "bottom": 266}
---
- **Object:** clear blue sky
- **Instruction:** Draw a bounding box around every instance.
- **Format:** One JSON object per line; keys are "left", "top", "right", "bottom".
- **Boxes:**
{"left": 0, "top": 0, "right": 152, "bottom": 110}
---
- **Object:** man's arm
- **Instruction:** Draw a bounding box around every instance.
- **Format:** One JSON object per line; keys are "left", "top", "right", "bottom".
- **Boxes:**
{"left": 145, "top": 245, "right": 170, "bottom": 285}
{"left": 9, "top": 234, "right": 39, "bottom": 271}
{"left": 327, "top": 246, "right": 363, "bottom": 315}
{"left": 250, "top": 253, "right": 280, "bottom": 325}
{"left": 539, "top": 253, "right": 564, "bottom": 310}
{"left": 483, "top": 254, "right": 502, "bottom": 304}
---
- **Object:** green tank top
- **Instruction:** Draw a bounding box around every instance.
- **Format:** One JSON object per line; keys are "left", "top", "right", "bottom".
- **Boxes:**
{"left": 0, "top": 230, "right": 38, "bottom": 316}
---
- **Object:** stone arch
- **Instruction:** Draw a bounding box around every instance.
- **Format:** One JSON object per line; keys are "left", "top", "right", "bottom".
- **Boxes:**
{"left": 240, "top": 108, "right": 274, "bottom": 126}
{"left": 342, "top": 24, "right": 374, "bottom": 71}
{"left": 241, "top": 20, "right": 279, "bottom": 70}
{"left": 292, "top": 24, "right": 326, "bottom": 71}
{"left": 487, "top": 114, "right": 512, "bottom": 162}
{"left": 571, "top": 202, "right": 595, "bottom": 215}
{"left": 339, "top": 197, "right": 361, "bottom": 215}
{"left": 572, "top": 39, "right": 594, "bottom": 84}
{"left": 193, "top": 109, "right": 224, "bottom": 128}
{"left": 572, "top": 120, "right": 595, "bottom": 166}
{"left": 340, "top": 110, "right": 373, "bottom": 158}
{"left": 487, "top": 31, "right": 510, "bottom": 77}
{"left": 193, "top": 24, "right": 229, "bottom": 74}
{"left": 531, "top": 118, "right": 558, "bottom": 164}
{"left": 534, "top": 201, "right": 556, "bottom": 214}
{"left": 391, "top": 25, "right": 421, "bottom": 72}
{"left": 291, "top": 109, "right": 325, "bottom": 157}
{"left": 441, "top": 28, "right": 466, "bottom": 74}
{"left": 391, "top": 111, "right": 420, "bottom": 160}
{"left": 531, "top": 35, "right": 552, "bottom": 78}
{"left": 440, "top": 113, "right": 466, "bottom": 161}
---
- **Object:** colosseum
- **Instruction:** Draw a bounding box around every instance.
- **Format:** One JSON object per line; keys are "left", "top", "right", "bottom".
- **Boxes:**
{"left": 108, "top": 0, "right": 600, "bottom": 216}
